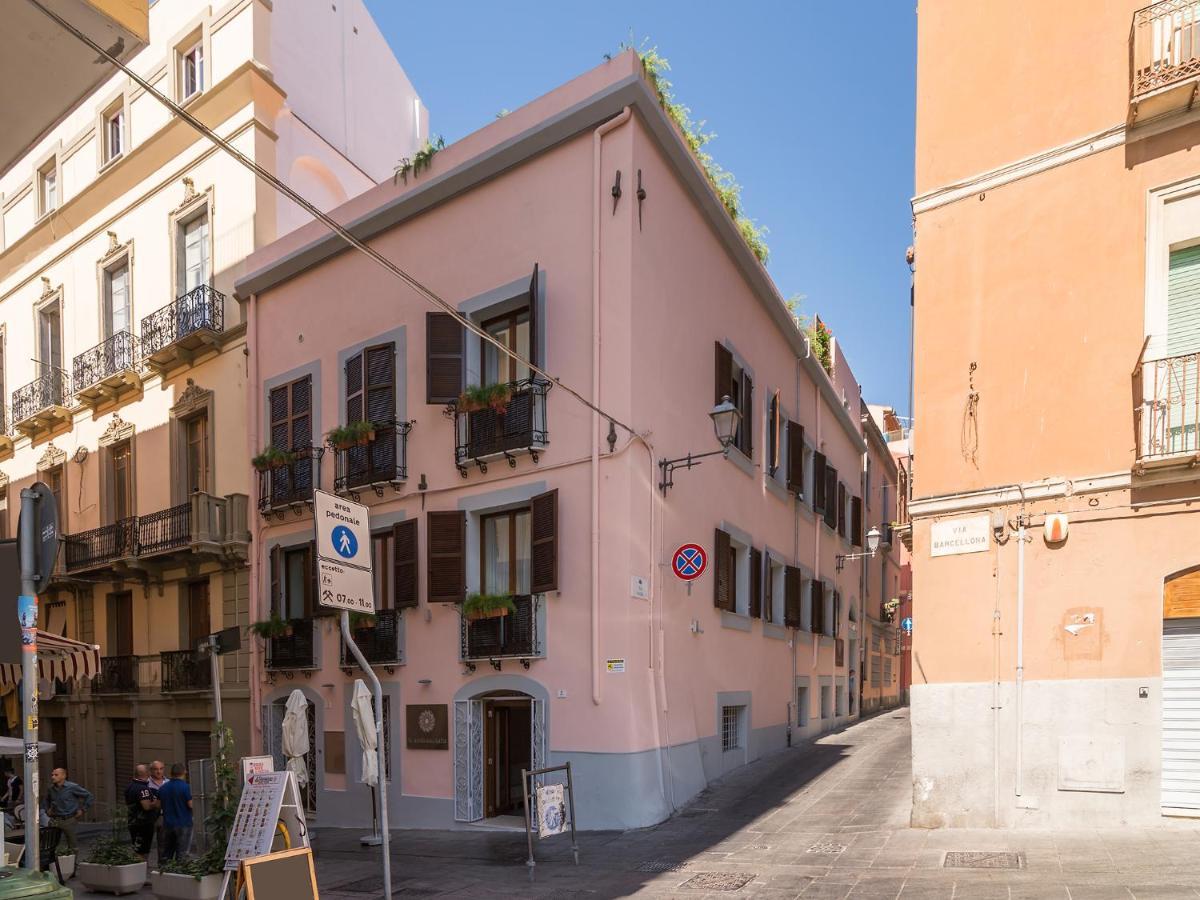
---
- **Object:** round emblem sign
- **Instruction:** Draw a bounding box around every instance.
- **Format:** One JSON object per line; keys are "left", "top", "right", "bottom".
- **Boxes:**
{"left": 672, "top": 543, "right": 707, "bottom": 581}
{"left": 418, "top": 710, "right": 436, "bottom": 733}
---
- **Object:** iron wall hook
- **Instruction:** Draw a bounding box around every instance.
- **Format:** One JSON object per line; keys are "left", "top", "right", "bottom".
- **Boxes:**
{"left": 611, "top": 170, "right": 622, "bottom": 214}
{"left": 636, "top": 169, "right": 646, "bottom": 230}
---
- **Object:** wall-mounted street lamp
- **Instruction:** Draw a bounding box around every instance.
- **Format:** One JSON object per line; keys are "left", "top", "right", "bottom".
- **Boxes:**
{"left": 836, "top": 526, "right": 881, "bottom": 572}
{"left": 658, "top": 395, "right": 741, "bottom": 494}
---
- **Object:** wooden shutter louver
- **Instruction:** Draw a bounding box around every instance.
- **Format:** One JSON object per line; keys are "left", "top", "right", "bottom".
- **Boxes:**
{"left": 714, "top": 342, "right": 733, "bottom": 405}
{"left": 426, "top": 510, "right": 466, "bottom": 602}
{"left": 786, "top": 421, "right": 805, "bottom": 494}
{"left": 812, "top": 581, "right": 825, "bottom": 635}
{"left": 269, "top": 545, "right": 282, "bottom": 615}
{"left": 528, "top": 263, "right": 540, "bottom": 368}
{"left": 833, "top": 590, "right": 842, "bottom": 637}
{"left": 713, "top": 528, "right": 733, "bottom": 611}
{"left": 749, "top": 547, "right": 762, "bottom": 618}
{"left": 365, "top": 343, "right": 396, "bottom": 425}
{"left": 824, "top": 465, "right": 839, "bottom": 530}
{"left": 837, "top": 482, "right": 847, "bottom": 538}
{"left": 784, "top": 565, "right": 802, "bottom": 628}
{"left": 530, "top": 488, "right": 558, "bottom": 594}
{"left": 346, "top": 351, "right": 364, "bottom": 424}
{"left": 768, "top": 393, "right": 780, "bottom": 477}
{"left": 291, "top": 378, "right": 312, "bottom": 449}
{"left": 851, "top": 496, "right": 863, "bottom": 548}
{"left": 813, "top": 452, "right": 827, "bottom": 511}
{"left": 269, "top": 385, "right": 289, "bottom": 449}
{"left": 393, "top": 519, "right": 418, "bottom": 609}
{"left": 426, "top": 312, "right": 464, "bottom": 404}
{"left": 741, "top": 373, "right": 754, "bottom": 457}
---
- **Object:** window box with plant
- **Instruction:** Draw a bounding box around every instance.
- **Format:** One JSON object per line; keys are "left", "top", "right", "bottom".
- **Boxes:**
{"left": 251, "top": 446, "right": 293, "bottom": 472}
{"left": 462, "top": 592, "right": 516, "bottom": 622}
{"left": 77, "top": 818, "right": 147, "bottom": 895}
{"left": 326, "top": 420, "right": 376, "bottom": 451}
{"left": 456, "top": 383, "right": 513, "bottom": 415}
{"left": 250, "top": 613, "right": 290, "bottom": 640}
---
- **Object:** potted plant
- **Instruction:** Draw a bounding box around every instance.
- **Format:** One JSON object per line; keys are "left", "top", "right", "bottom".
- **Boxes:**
{"left": 78, "top": 818, "right": 147, "bottom": 895}
{"left": 249, "top": 613, "right": 289, "bottom": 640}
{"left": 349, "top": 611, "right": 376, "bottom": 630}
{"left": 457, "top": 383, "right": 512, "bottom": 415}
{"left": 326, "top": 420, "right": 376, "bottom": 450}
{"left": 882, "top": 598, "right": 900, "bottom": 623}
{"left": 151, "top": 723, "right": 237, "bottom": 900}
{"left": 462, "top": 592, "right": 516, "bottom": 622}
{"left": 56, "top": 845, "right": 76, "bottom": 881}
{"left": 251, "top": 445, "right": 293, "bottom": 472}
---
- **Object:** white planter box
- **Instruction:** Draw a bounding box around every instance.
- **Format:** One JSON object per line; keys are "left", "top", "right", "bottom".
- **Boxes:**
{"left": 150, "top": 871, "right": 224, "bottom": 900}
{"left": 77, "top": 861, "right": 148, "bottom": 895}
{"left": 55, "top": 853, "right": 76, "bottom": 880}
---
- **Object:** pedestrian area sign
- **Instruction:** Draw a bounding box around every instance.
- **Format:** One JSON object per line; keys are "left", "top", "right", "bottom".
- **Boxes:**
{"left": 314, "top": 489, "right": 374, "bottom": 612}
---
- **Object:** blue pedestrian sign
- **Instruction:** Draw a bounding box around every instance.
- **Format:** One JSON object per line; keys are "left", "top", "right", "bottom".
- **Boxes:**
{"left": 314, "top": 490, "right": 374, "bottom": 613}
{"left": 901, "top": 616, "right": 913, "bottom": 635}
{"left": 332, "top": 525, "right": 358, "bottom": 559}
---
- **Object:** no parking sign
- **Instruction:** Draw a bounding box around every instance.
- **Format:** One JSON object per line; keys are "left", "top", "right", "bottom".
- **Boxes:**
{"left": 672, "top": 544, "right": 707, "bottom": 581}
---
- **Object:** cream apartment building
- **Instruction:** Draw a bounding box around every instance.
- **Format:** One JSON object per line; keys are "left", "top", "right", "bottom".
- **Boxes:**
{"left": 0, "top": 0, "right": 425, "bottom": 812}
{"left": 912, "top": 0, "right": 1200, "bottom": 826}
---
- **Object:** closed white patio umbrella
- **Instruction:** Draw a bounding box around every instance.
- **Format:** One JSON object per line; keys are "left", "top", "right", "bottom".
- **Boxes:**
{"left": 351, "top": 679, "right": 378, "bottom": 787}
{"left": 281, "top": 689, "right": 310, "bottom": 790}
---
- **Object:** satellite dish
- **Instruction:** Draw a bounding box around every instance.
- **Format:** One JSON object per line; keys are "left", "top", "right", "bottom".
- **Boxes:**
{"left": 73, "top": 447, "right": 89, "bottom": 464}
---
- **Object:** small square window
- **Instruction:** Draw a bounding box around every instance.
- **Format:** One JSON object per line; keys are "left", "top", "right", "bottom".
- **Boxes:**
{"left": 181, "top": 41, "right": 204, "bottom": 100}
{"left": 38, "top": 164, "right": 57, "bottom": 215}
{"left": 721, "top": 705, "right": 744, "bottom": 752}
{"left": 104, "top": 106, "right": 124, "bottom": 163}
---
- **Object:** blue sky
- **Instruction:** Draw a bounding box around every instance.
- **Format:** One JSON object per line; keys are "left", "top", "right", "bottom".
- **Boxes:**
{"left": 365, "top": 1, "right": 917, "bottom": 416}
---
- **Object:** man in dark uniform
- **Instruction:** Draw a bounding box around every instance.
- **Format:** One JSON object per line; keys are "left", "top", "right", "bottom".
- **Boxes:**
{"left": 124, "top": 764, "right": 160, "bottom": 859}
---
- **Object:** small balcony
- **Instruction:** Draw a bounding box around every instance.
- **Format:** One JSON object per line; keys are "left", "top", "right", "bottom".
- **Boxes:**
{"left": 161, "top": 648, "right": 212, "bottom": 692}
{"left": 94, "top": 655, "right": 138, "bottom": 694}
{"left": 1134, "top": 345, "right": 1200, "bottom": 470}
{"left": 73, "top": 330, "right": 141, "bottom": 409}
{"left": 460, "top": 594, "right": 538, "bottom": 662}
{"left": 332, "top": 420, "right": 411, "bottom": 497}
{"left": 140, "top": 284, "right": 225, "bottom": 376}
{"left": 340, "top": 608, "right": 404, "bottom": 669}
{"left": 12, "top": 370, "right": 72, "bottom": 438}
{"left": 1130, "top": 1, "right": 1200, "bottom": 126}
{"left": 0, "top": 407, "right": 12, "bottom": 459}
{"left": 258, "top": 446, "right": 323, "bottom": 515}
{"left": 64, "top": 518, "right": 137, "bottom": 573}
{"left": 266, "top": 617, "right": 318, "bottom": 671}
{"left": 453, "top": 378, "right": 550, "bottom": 476}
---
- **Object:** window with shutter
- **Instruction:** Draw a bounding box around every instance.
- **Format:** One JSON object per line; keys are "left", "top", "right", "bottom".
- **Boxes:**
{"left": 393, "top": 519, "right": 418, "bottom": 609}
{"left": 786, "top": 421, "right": 805, "bottom": 494}
{"left": 426, "top": 511, "right": 465, "bottom": 602}
{"left": 713, "top": 528, "right": 733, "bottom": 611}
{"left": 749, "top": 547, "right": 762, "bottom": 618}
{"left": 767, "top": 393, "right": 780, "bottom": 477}
{"left": 269, "top": 545, "right": 282, "bottom": 615}
{"left": 426, "top": 312, "right": 464, "bottom": 403}
{"left": 813, "top": 452, "right": 827, "bottom": 512}
{"left": 823, "top": 465, "right": 839, "bottom": 530}
{"left": 811, "top": 581, "right": 825, "bottom": 635}
{"left": 837, "top": 483, "right": 847, "bottom": 538}
{"left": 740, "top": 373, "right": 754, "bottom": 457}
{"left": 832, "top": 590, "right": 841, "bottom": 638}
{"left": 851, "top": 496, "right": 863, "bottom": 547}
{"left": 530, "top": 488, "right": 558, "bottom": 594}
{"left": 784, "top": 565, "right": 802, "bottom": 628}
{"left": 1169, "top": 245, "right": 1200, "bottom": 356}
{"left": 714, "top": 342, "right": 733, "bottom": 406}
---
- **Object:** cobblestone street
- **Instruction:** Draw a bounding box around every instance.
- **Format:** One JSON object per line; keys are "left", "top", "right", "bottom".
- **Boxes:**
{"left": 70, "top": 708, "right": 1200, "bottom": 899}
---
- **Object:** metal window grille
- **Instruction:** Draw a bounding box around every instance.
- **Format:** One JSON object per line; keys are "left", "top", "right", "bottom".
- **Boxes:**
{"left": 721, "top": 705, "right": 743, "bottom": 752}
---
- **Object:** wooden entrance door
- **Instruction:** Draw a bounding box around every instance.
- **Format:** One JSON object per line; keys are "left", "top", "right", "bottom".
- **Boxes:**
{"left": 483, "top": 699, "right": 531, "bottom": 818}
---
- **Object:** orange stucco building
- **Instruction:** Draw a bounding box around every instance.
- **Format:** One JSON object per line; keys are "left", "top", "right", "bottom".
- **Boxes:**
{"left": 911, "top": 0, "right": 1200, "bottom": 826}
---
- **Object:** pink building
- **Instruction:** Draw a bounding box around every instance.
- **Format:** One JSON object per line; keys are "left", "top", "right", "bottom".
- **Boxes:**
{"left": 235, "top": 52, "right": 880, "bottom": 830}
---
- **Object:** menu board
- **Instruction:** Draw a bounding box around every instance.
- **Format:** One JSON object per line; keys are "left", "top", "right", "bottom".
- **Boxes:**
{"left": 224, "top": 771, "right": 302, "bottom": 870}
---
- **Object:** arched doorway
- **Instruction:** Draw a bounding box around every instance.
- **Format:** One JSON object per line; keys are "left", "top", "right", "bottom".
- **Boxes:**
{"left": 454, "top": 688, "right": 545, "bottom": 823}
{"left": 263, "top": 693, "right": 317, "bottom": 815}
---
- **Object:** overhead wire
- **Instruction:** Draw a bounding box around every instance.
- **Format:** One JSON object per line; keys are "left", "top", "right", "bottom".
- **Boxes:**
{"left": 26, "top": 0, "right": 639, "bottom": 439}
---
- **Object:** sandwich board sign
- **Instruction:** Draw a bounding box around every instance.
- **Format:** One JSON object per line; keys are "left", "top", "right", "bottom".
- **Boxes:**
{"left": 313, "top": 490, "right": 374, "bottom": 613}
{"left": 224, "top": 770, "right": 308, "bottom": 870}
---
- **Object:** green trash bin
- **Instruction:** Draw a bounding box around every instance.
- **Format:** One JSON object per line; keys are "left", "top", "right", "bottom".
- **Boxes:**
{"left": 0, "top": 868, "right": 73, "bottom": 900}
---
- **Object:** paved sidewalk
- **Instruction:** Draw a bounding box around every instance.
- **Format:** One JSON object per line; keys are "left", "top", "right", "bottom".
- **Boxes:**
{"left": 68, "top": 709, "right": 1200, "bottom": 898}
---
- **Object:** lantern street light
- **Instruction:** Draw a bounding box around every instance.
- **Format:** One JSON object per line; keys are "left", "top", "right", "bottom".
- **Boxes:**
{"left": 836, "top": 526, "right": 882, "bottom": 572}
{"left": 658, "top": 396, "right": 742, "bottom": 494}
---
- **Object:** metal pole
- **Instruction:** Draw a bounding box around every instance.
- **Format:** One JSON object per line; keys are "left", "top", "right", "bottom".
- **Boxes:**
{"left": 1015, "top": 516, "right": 1025, "bottom": 799}
{"left": 18, "top": 488, "right": 39, "bottom": 871}
{"left": 339, "top": 612, "right": 389, "bottom": 897}
{"left": 209, "top": 638, "right": 224, "bottom": 747}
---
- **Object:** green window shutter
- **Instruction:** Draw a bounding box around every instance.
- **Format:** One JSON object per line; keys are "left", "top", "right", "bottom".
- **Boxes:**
{"left": 1168, "top": 245, "right": 1200, "bottom": 356}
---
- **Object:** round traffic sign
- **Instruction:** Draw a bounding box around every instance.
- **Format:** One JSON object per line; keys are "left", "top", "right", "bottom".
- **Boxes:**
{"left": 332, "top": 525, "right": 359, "bottom": 559}
{"left": 901, "top": 616, "right": 913, "bottom": 634}
{"left": 672, "top": 544, "right": 707, "bottom": 581}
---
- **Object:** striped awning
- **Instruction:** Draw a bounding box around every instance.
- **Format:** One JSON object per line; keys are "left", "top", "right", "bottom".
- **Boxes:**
{"left": 0, "top": 631, "right": 101, "bottom": 686}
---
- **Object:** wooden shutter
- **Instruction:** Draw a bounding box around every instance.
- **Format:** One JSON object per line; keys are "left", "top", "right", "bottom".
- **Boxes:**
{"left": 833, "top": 590, "right": 842, "bottom": 637}
{"left": 714, "top": 341, "right": 732, "bottom": 404}
{"left": 309, "top": 541, "right": 331, "bottom": 617}
{"left": 837, "top": 482, "right": 847, "bottom": 538}
{"left": 713, "top": 528, "right": 732, "bottom": 611}
{"left": 346, "top": 351, "right": 364, "bottom": 424}
{"left": 784, "top": 566, "right": 801, "bottom": 628}
{"left": 528, "top": 263, "right": 540, "bottom": 368}
{"left": 786, "top": 421, "right": 805, "bottom": 493}
{"left": 530, "top": 488, "right": 558, "bottom": 593}
{"left": 851, "top": 496, "right": 863, "bottom": 548}
{"left": 813, "top": 452, "right": 827, "bottom": 511}
{"left": 426, "top": 510, "right": 465, "bottom": 602}
{"left": 426, "top": 312, "right": 464, "bottom": 403}
{"left": 269, "top": 545, "right": 282, "bottom": 615}
{"left": 768, "top": 393, "right": 779, "bottom": 476}
{"left": 812, "top": 581, "right": 825, "bottom": 635}
{"left": 1168, "top": 245, "right": 1200, "bottom": 355}
{"left": 741, "top": 373, "right": 754, "bottom": 457}
{"left": 393, "top": 519, "right": 418, "bottom": 609}
{"left": 749, "top": 547, "right": 762, "bottom": 618}
{"left": 269, "top": 385, "right": 289, "bottom": 449}
{"left": 824, "top": 465, "right": 839, "bottom": 530}
{"left": 365, "top": 343, "right": 396, "bottom": 424}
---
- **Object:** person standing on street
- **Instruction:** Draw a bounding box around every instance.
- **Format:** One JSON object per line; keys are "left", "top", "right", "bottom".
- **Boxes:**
{"left": 157, "top": 764, "right": 193, "bottom": 863}
{"left": 124, "top": 764, "right": 160, "bottom": 859}
{"left": 149, "top": 760, "right": 167, "bottom": 864}
{"left": 42, "top": 767, "right": 93, "bottom": 853}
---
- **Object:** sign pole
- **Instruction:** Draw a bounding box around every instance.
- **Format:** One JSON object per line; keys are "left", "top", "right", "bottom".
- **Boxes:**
{"left": 340, "top": 612, "right": 390, "bottom": 897}
{"left": 209, "top": 636, "right": 224, "bottom": 742}
{"left": 18, "top": 488, "right": 39, "bottom": 872}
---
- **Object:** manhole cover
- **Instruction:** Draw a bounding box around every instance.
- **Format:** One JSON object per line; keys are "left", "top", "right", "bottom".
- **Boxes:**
{"left": 806, "top": 840, "right": 846, "bottom": 854}
{"left": 680, "top": 872, "right": 756, "bottom": 892}
{"left": 637, "top": 860, "right": 691, "bottom": 873}
{"left": 944, "top": 851, "right": 1022, "bottom": 869}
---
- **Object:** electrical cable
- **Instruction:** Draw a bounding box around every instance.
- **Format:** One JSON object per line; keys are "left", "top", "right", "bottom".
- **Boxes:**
{"left": 26, "top": 0, "right": 639, "bottom": 440}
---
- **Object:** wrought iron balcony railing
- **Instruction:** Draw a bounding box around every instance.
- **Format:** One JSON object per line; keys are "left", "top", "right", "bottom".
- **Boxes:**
{"left": 460, "top": 594, "right": 538, "bottom": 660}
{"left": 12, "top": 370, "right": 71, "bottom": 424}
{"left": 453, "top": 378, "right": 550, "bottom": 475}
{"left": 340, "top": 608, "right": 403, "bottom": 666}
{"left": 72, "top": 330, "right": 138, "bottom": 392}
{"left": 266, "top": 618, "right": 318, "bottom": 670}
{"left": 161, "top": 649, "right": 212, "bottom": 692}
{"left": 1132, "top": 1, "right": 1200, "bottom": 100}
{"left": 64, "top": 518, "right": 136, "bottom": 572}
{"left": 138, "top": 502, "right": 191, "bottom": 556}
{"left": 94, "top": 655, "right": 138, "bottom": 694}
{"left": 333, "top": 420, "right": 411, "bottom": 495}
{"left": 140, "top": 284, "right": 225, "bottom": 358}
{"left": 1135, "top": 345, "right": 1200, "bottom": 465}
{"left": 258, "top": 446, "right": 323, "bottom": 513}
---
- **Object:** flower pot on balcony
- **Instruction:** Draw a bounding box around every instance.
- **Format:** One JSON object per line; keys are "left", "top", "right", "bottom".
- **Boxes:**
{"left": 466, "top": 607, "right": 509, "bottom": 622}
{"left": 77, "top": 861, "right": 147, "bottom": 895}
{"left": 151, "top": 871, "right": 224, "bottom": 900}
{"left": 462, "top": 592, "right": 516, "bottom": 622}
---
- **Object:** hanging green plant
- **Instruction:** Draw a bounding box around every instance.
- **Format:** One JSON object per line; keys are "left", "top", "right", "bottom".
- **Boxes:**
{"left": 249, "top": 613, "right": 289, "bottom": 639}
{"left": 457, "top": 382, "right": 512, "bottom": 414}
{"left": 393, "top": 135, "right": 446, "bottom": 184}
{"left": 462, "top": 592, "right": 516, "bottom": 622}
{"left": 350, "top": 610, "right": 377, "bottom": 630}
{"left": 327, "top": 420, "right": 376, "bottom": 450}
{"left": 251, "top": 445, "right": 293, "bottom": 472}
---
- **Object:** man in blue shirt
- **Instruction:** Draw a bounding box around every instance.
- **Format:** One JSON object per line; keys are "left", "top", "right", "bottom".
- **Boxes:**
{"left": 157, "top": 763, "right": 194, "bottom": 862}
